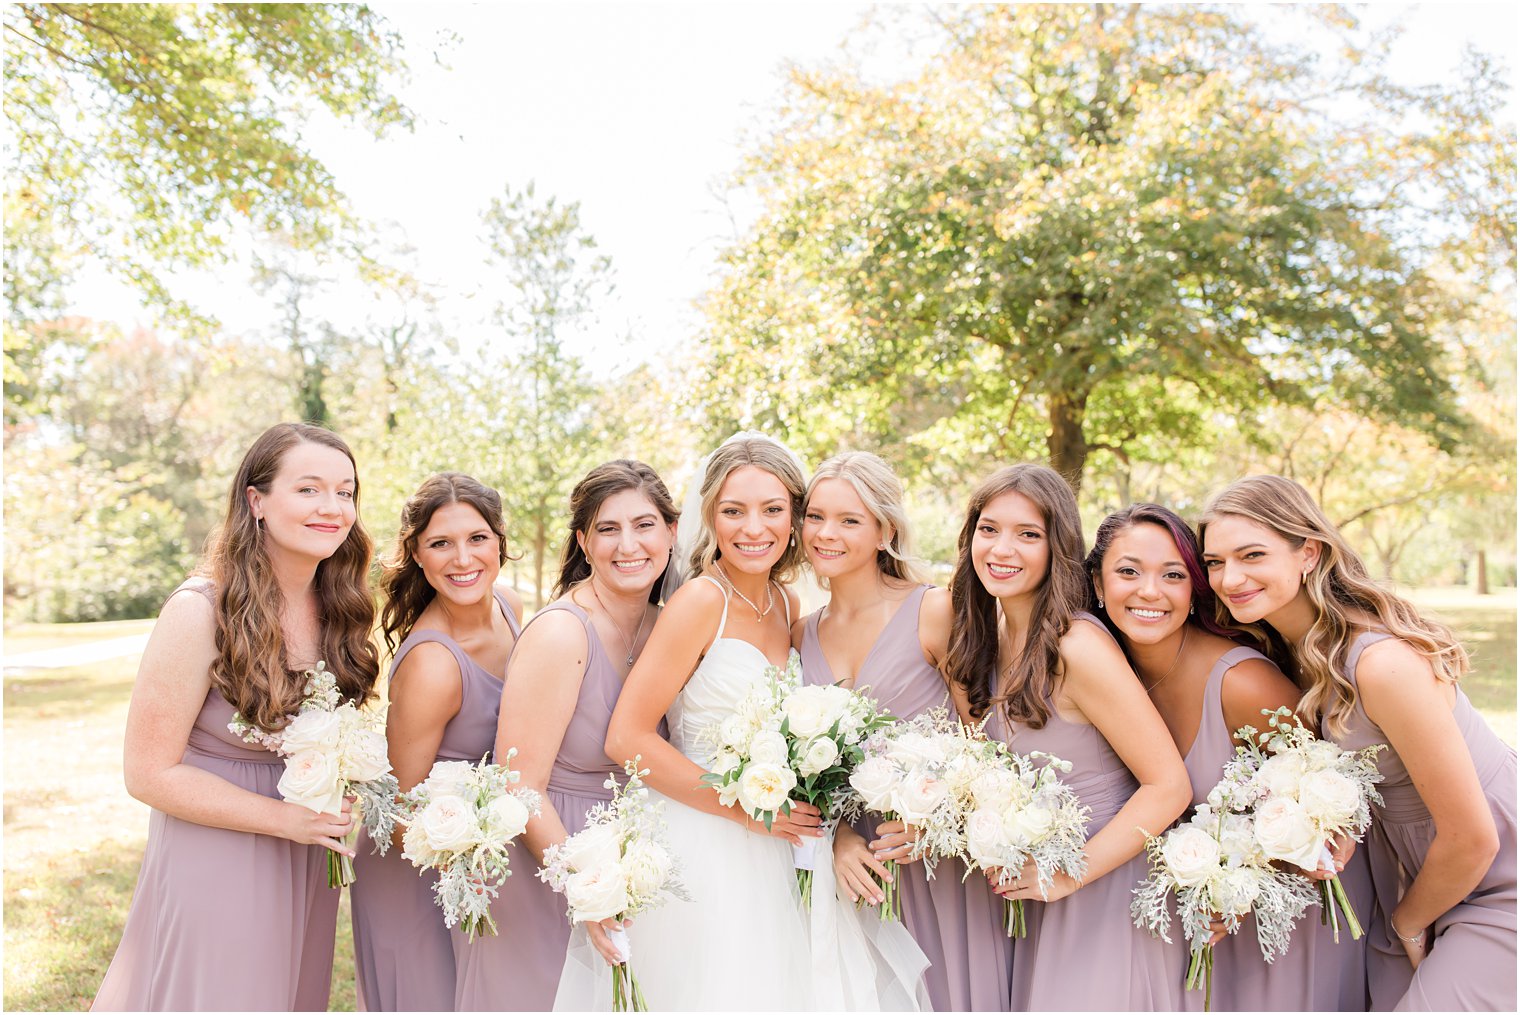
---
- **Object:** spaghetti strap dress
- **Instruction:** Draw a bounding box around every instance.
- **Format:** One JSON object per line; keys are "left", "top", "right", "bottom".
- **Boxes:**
{"left": 800, "top": 584, "right": 1012, "bottom": 1011}
{"left": 1330, "top": 631, "right": 1515, "bottom": 1012}
{"left": 1177, "top": 644, "right": 1371, "bottom": 1011}
{"left": 93, "top": 580, "right": 339, "bottom": 1012}
{"left": 987, "top": 612, "right": 1182, "bottom": 1011}
{"left": 454, "top": 600, "right": 631, "bottom": 1011}
{"left": 348, "top": 589, "right": 520, "bottom": 1011}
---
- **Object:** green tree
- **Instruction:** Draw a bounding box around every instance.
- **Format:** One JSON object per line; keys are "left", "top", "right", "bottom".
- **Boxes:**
{"left": 697, "top": 5, "right": 1508, "bottom": 492}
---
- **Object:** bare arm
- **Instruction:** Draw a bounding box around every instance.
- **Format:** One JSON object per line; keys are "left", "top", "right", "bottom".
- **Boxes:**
{"left": 1219, "top": 656, "right": 1305, "bottom": 747}
{"left": 386, "top": 643, "right": 463, "bottom": 792}
{"left": 122, "top": 588, "right": 353, "bottom": 854}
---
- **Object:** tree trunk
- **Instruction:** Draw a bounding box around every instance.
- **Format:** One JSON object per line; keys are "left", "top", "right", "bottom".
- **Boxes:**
{"left": 1475, "top": 548, "right": 1489, "bottom": 595}
{"left": 1047, "top": 390, "right": 1090, "bottom": 495}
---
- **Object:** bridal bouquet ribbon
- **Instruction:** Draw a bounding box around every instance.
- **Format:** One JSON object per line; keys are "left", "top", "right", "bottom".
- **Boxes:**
{"left": 398, "top": 752, "right": 542, "bottom": 940}
{"left": 1131, "top": 791, "right": 1319, "bottom": 1009}
{"left": 700, "top": 652, "right": 895, "bottom": 904}
{"left": 1226, "top": 707, "right": 1384, "bottom": 942}
{"left": 540, "top": 760, "right": 687, "bottom": 1012}
{"left": 229, "top": 660, "right": 399, "bottom": 887}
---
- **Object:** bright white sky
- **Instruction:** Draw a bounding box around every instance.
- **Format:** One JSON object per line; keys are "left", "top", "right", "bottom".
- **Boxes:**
{"left": 68, "top": 1, "right": 1519, "bottom": 374}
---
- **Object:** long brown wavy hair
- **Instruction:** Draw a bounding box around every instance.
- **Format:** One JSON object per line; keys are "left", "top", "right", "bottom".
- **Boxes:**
{"left": 945, "top": 464, "right": 1088, "bottom": 727}
{"left": 380, "top": 473, "right": 511, "bottom": 653}
{"left": 1200, "top": 474, "right": 1468, "bottom": 737}
{"left": 553, "top": 460, "right": 679, "bottom": 602}
{"left": 202, "top": 423, "right": 378, "bottom": 731}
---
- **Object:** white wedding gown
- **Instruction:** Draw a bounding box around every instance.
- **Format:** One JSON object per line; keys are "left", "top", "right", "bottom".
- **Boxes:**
{"left": 555, "top": 579, "right": 929, "bottom": 1012}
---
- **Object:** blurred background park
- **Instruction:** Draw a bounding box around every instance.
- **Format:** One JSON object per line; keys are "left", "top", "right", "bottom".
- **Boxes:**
{"left": 3, "top": 3, "right": 1516, "bottom": 1009}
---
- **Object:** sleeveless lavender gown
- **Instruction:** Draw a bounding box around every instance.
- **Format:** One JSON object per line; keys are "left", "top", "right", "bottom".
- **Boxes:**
{"left": 801, "top": 584, "right": 1012, "bottom": 1011}
{"left": 1177, "top": 644, "right": 1371, "bottom": 1011}
{"left": 985, "top": 612, "right": 1183, "bottom": 1011}
{"left": 94, "top": 583, "right": 338, "bottom": 1011}
{"left": 1331, "top": 631, "right": 1516, "bottom": 1012}
{"left": 349, "top": 590, "right": 520, "bottom": 1011}
{"left": 454, "top": 600, "right": 631, "bottom": 1011}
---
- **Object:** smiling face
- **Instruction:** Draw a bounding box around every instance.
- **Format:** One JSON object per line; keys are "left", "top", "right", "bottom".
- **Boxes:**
{"left": 712, "top": 464, "right": 793, "bottom": 577}
{"left": 1095, "top": 522, "right": 1192, "bottom": 647}
{"left": 413, "top": 501, "right": 502, "bottom": 607}
{"left": 803, "top": 477, "right": 887, "bottom": 582}
{"left": 1201, "top": 514, "right": 1318, "bottom": 626}
{"left": 577, "top": 487, "right": 676, "bottom": 597}
{"left": 247, "top": 441, "right": 357, "bottom": 565}
{"left": 970, "top": 490, "right": 1051, "bottom": 602}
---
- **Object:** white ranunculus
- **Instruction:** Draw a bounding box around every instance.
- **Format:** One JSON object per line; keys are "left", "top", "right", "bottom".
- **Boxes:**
{"left": 483, "top": 792, "right": 531, "bottom": 842}
{"left": 565, "top": 862, "right": 630, "bottom": 923}
{"left": 1160, "top": 825, "right": 1222, "bottom": 888}
{"left": 711, "top": 749, "right": 743, "bottom": 776}
{"left": 1003, "top": 801, "right": 1057, "bottom": 848}
{"left": 279, "top": 709, "right": 342, "bottom": 756}
{"left": 624, "top": 841, "right": 672, "bottom": 897}
{"left": 891, "top": 732, "right": 947, "bottom": 768}
{"left": 969, "top": 768, "right": 1018, "bottom": 810}
{"left": 1218, "top": 813, "right": 1264, "bottom": 866}
{"left": 848, "top": 756, "right": 899, "bottom": 812}
{"left": 782, "top": 686, "right": 843, "bottom": 740}
{"left": 1209, "top": 866, "right": 1264, "bottom": 916}
{"left": 339, "top": 726, "right": 391, "bottom": 782}
{"left": 892, "top": 772, "right": 949, "bottom": 823}
{"left": 737, "top": 762, "right": 797, "bottom": 815}
{"left": 748, "top": 730, "right": 789, "bottom": 766}
{"left": 423, "top": 760, "right": 476, "bottom": 798}
{"left": 719, "top": 713, "right": 754, "bottom": 750}
{"left": 278, "top": 748, "right": 344, "bottom": 814}
{"left": 1253, "top": 796, "right": 1324, "bottom": 870}
{"left": 1304, "top": 738, "right": 1346, "bottom": 769}
{"left": 1255, "top": 752, "right": 1307, "bottom": 799}
{"left": 562, "top": 821, "right": 623, "bottom": 872}
{"left": 798, "top": 737, "right": 841, "bottom": 777}
{"left": 1296, "top": 769, "right": 1360, "bottom": 827}
{"left": 417, "top": 794, "right": 482, "bottom": 853}
{"left": 964, "top": 808, "right": 1011, "bottom": 867}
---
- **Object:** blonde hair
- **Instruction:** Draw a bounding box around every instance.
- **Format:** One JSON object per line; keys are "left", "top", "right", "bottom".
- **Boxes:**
{"left": 687, "top": 436, "right": 807, "bottom": 584}
{"left": 806, "top": 452, "right": 928, "bottom": 588}
{"left": 1200, "top": 474, "right": 1468, "bottom": 737}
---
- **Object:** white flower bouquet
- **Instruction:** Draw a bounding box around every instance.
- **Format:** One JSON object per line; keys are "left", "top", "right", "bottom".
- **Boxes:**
{"left": 398, "top": 752, "right": 542, "bottom": 940}
{"left": 1230, "top": 707, "right": 1384, "bottom": 941}
{"left": 700, "top": 653, "right": 895, "bottom": 903}
{"left": 229, "top": 660, "right": 399, "bottom": 887}
{"left": 540, "top": 760, "right": 688, "bottom": 1012}
{"left": 1131, "top": 790, "right": 1319, "bottom": 1010}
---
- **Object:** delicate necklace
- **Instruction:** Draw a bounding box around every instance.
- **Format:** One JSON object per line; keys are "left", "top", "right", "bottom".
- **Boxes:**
{"left": 714, "top": 560, "right": 774, "bottom": 620}
{"left": 587, "top": 579, "right": 649, "bottom": 668}
{"left": 1143, "top": 627, "right": 1190, "bottom": 692}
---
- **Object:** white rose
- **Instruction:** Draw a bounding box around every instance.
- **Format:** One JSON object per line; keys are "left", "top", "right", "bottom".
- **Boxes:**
{"left": 737, "top": 762, "right": 797, "bottom": 815}
{"left": 624, "top": 841, "right": 672, "bottom": 897}
{"left": 969, "top": 768, "right": 1018, "bottom": 810}
{"left": 423, "top": 760, "right": 476, "bottom": 798}
{"left": 965, "top": 809, "right": 1011, "bottom": 867}
{"left": 1296, "top": 769, "right": 1360, "bottom": 827}
{"left": 1209, "top": 866, "right": 1264, "bottom": 917}
{"left": 711, "top": 750, "right": 743, "bottom": 776}
{"left": 416, "top": 794, "right": 482, "bottom": 853}
{"left": 1305, "top": 738, "right": 1345, "bottom": 769}
{"left": 798, "top": 737, "right": 841, "bottom": 777}
{"left": 1255, "top": 752, "right": 1306, "bottom": 799}
{"left": 562, "top": 821, "right": 624, "bottom": 872}
{"left": 564, "top": 862, "right": 630, "bottom": 923}
{"left": 279, "top": 710, "right": 342, "bottom": 756}
{"left": 1218, "top": 813, "right": 1264, "bottom": 866}
{"left": 719, "top": 714, "right": 754, "bottom": 750}
{"left": 848, "top": 757, "right": 899, "bottom": 812}
{"left": 1003, "top": 800, "right": 1058, "bottom": 847}
{"left": 891, "top": 732, "right": 947, "bottom": 768}
{"left": 339, "top": 726, "right": 392, "bottom": 782}
{"left": 1160, "top": 825, "right": 1222, "bottom": 888}
{"left": 892, "top": 771, "right": 949, "bottom": 823}
{"left": 782, "top": 686, "right": 842, "bottom": 739}
{"left": 278, "top": 749, "right": 344, "bottom": 814}
{"left": 1253, "top": 796, "right": 1325, "bottom": 870}
{"left": 483, "top": 792, "right": 531, "bottom": 842}
{"left": 748, "top": 730, "right": 790, "bottom": 766}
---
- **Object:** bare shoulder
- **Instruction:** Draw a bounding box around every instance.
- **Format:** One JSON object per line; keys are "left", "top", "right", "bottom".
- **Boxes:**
{"left": 1220, "top": 654, "right": 1301, "bottom": 726}
{"left": 514, "top": 605, "right": 589, "bottom": 660}
{"left": 663, "top": 574, "right": 728, "bottom": 623}
{"left": 1355, "top": 635, "right": 1440, "bottom": 694}
{"left": 493, "top": 583, "right": 525, "bottom": 623}
{"left": 1059, "top": 614, "right": 1119, "bottom": 656}
{"left": 918, "top": 586, "right": 953, "bottom": 663}
{"left": 148, "top": 584, "right": 218, "bottom": 656}
{"left": 392, "top": 639, "right": 464, "bottom": 696}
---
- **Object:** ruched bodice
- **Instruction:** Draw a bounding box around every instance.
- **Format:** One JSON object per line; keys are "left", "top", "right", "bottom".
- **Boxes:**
{"left": 799, "top": 584, "right": 949, "bottom": 720}
{"left": 187, "top": 691, "right": 285, "bottom": 764}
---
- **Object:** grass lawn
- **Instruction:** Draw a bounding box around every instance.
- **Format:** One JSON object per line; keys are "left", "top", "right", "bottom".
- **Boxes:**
{"left": 3, "top": 590, "right": 1514, "bottom": 1010}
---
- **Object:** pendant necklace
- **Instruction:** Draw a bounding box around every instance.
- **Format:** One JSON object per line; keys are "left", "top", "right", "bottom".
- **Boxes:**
{"left": 1143, "top": 627, "right": 1190, "bottom": 692}
{"left": 714, "top": 560, "right": 774, "bottom": 619}
{"left": 588, "top": 578, "right": 648, "bottom": 667}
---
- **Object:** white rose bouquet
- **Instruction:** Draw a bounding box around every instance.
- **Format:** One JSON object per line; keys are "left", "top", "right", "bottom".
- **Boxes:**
{"left": 700, "top": 653, "right": 896, "bottom": 904}
{"left": 1231, "top": 707, "right": 1384, "bottom": 942}
{"left": 540, "top": 760, "right": 688, "bottom": 1012}
{"left": 229, "top": 660, "right": 400, "bottom": 887}
{"left": 398, "top": 752, "right": 542, "bottom": 940}
{"left": 1131, "top": 786, "right": 1319, "bottom": 1010}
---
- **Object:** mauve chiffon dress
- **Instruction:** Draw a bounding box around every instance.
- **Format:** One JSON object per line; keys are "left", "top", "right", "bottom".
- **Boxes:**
{"left": 348, "top": 590, "right": 520, "bottom": 1011}
{"left": 800, "top": 584, "right": 1013, "bottom": 1011}
{"left": 453, "top": 600, "right": 632, "bottom": 1011}
{"left": 93, "top": 583, "right": 339, "bottom": 1012}
{"left": 985, "top": 612, "right": 1183, "bottom": 1012}
{"left": 1330, "top": 631, "right": 1516, "bottom": 1012}
{"left": 1177, "top": 644, "right": 1371, "bottom": 1011}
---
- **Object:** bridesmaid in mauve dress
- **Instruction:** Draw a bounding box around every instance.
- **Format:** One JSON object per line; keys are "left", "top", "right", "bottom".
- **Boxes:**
{"left": 1086, "top": 504, "right": 1371, "bottom": 1011}
{"left": 94, "top": 423, "right": 379, "bottom": 1011}
{"left": 943, "top": 465, "right": 1192, "bottom": 1012}
{"left": 453, "top": 460, "right": 678, "bottom": 1011}
{"left": 796, "top": 452, "right": 1012, "bottom": 1011}
{"left": 1204, "top": 475, "right": 1515, "bottom": 1012}
{"left": 349, "top": 473, "right": 522, "bottom": 1011}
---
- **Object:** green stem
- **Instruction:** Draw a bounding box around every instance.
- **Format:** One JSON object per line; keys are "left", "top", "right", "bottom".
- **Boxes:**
{"left": 1327, "top": 874, "right": 1364, "bottom": 941}
{"left": 1004, "top": 898, "right": 1025, "bottom": 938}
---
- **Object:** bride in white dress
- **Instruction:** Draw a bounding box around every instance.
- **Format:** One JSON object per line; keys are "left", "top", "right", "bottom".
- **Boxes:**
{"left": 558, "top": 434, "right": 926, "bottom": 1011}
